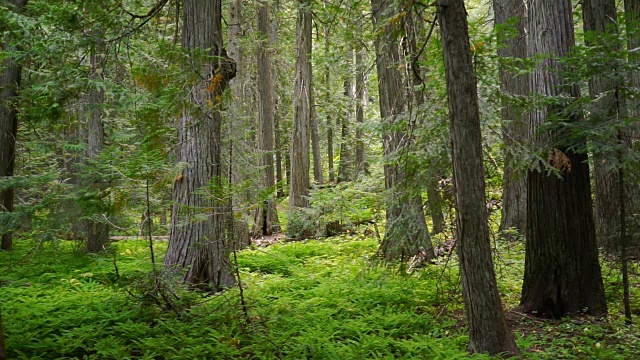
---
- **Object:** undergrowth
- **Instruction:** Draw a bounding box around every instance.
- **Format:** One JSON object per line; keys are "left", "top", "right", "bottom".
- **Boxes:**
{"left": 0, "top": 232, "right": 638, "bottom": 359}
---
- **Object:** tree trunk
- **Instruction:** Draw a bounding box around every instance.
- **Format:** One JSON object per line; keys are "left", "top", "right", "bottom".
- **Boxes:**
{"left": 438, "top": 0, "right": 520, "bottom": 355}
{"left": 0, "top": 0, "right": 27, "bottom": 252}
{"left": 84, "top": 37, "right": 110, "bottom": 253}
{"left": 493, "top": 0, "right": 528, "bottom": 237}
{"left": 338, "top": 62, "right": 353, "bottom": 183}
{"left": 371, "top": 0, "right": 435, "bottom": 262}
{"left": 354, "top": 35, "right": 365, "bottom": 180}
{"left": 325, "top": 24, "right": 335, "bottom": 184}
{"left": 289, "top": 0, "right": 312, "bottom": 211}
{"left": 520, "top": 0, "right": 606, "bottom": 318}
{"left": 227, "top": 0, "right": 251, "bottom": 248}
{"left": 427, "top": 175, "right": 446, "bottom": 234}
{"left": 163, "top": 0, "right": 236, "bottom": 288}
{"left": 255, "top": 0, "right": 280, "bottom": 236}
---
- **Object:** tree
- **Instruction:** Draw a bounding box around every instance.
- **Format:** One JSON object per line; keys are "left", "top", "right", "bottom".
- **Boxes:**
{"left": 289, "top": 0, "right": 312, "bottom": 212}
{"left": 371, "top": 0, "right": 435, "bottom": 262}
{"left": 255, "top": 0, "right": 281, "bottom": 236}
{"left": 0, "top": 0, "right": 27, "bottom": 252}
{"left": 493, "top": 0, "right": 528, "bottom": 237}
{"left": 163, "top": 0, "right": 236, "bottom": 288}
{"left": 520, "top": 0, "right": 606, "bottom": 317}
{"left": 438, "top": 0, "right": 520, "bottom": 355}
{"left": 338, "top": 49, "right": 353, "bottom": 183}
{"left": 82, "top": 35, "right": 110, "bottom": 253}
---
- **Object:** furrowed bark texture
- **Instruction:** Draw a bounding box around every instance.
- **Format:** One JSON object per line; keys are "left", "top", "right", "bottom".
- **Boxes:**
{"left": 255, "top": 0, "right": 280, "bottom": 236}
{"left": 371, "top": 0, "right": 434, "bottom": 262}
{"left": 289, "top": 0, "right": 312, "bottom": 210}
{"left": 521, "top": 0, "right": 606, "bottom": 318}
{"left": 164, "top": 0, "right": 236, "bottom": 288}
{"left": 493, "top": 0, "right": 528, "bottom": 236}
{"left": 438, "top": 0, "right": 520, "bottom": 356}
{"left": 0, "top": 0, "right": 27, "bottom": 251}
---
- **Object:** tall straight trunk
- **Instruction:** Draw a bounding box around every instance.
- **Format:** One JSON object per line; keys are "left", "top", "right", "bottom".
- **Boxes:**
{"left": 272, "top": 1, "right": 285, "bottom": 198}
{"left": 583, "top": 0, "right": 628, "bottom": 253}
{"left": 404, "top": 9, "right": 445, "bottom": 234}
{"left": 325, "top": 23, "right": 335, "bottom": 183}
{"left": 163, "top": 0, "right": 236, "bottom": 288}
{"left": 289, "top": 0, "right": 312, "bottom": 213}
{"left": 493, "top": 0, "right": 528, "bottom": 237}
{"left": 311, "top": 84, "right": 322, "bottom": 185}
{"left": 84, "top": 37, "right": 110, "bottom": 253}
{"left": 371, "top": 0, "right": 435, "bottom": 262}
{"left": 438, "top": 0, "right": 520, "bottom": 355}
{"left": 228, "top": 0, "right": 251, "bottom": 248}
{"left": 0, "top": 0, "right": 27, "bottom": 251}
{"left": 520, "top": 0, "right": 606, "bottom": 318}
{"left": 255, "top": 0, "right": 280, "bottom": 236}
{"left": 338, "top": 57, "right": 353, "bottom": 183}
{"left": 354, "top": 35, "right": 365, "bottom": 180}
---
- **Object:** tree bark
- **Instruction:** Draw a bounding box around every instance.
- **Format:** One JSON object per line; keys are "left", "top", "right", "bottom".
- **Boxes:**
{"left": 493, "top": 0, "right": 528, "bottom": 237}
{"left": 338, "top": 57, "right": 353, "bottom": 183}
{"left": 325, "top": 22, "right": 335, "bottom": 184}
{"left": 163, "top": 0, "right": 236, "bottom": 288}
{"left": 438, "top": 0, "right": 520, "bottom": 355}
{"left": 354, "top": 34, "right": 365, "bottom": 180}
{"left": 520, "top": 0, "right": 606, "bottom": 318}
{"left": 289, "top": 0, "right": 312, "bottom": 212}
{"left": 371, "top": 0, "right": 435, "bottom": 262}
{"left": 0, "top": 0, "right": 27, "bottom": 252}
{"left": 255, "top": 0, "right": 281, "bottom": 236}
{"left": 84, "top": 36, "right": 110, "bottom": 253}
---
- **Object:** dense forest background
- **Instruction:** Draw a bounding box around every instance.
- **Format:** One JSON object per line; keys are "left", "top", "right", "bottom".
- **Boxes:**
{"left": 1, "top": 0, "right": 640, "bottom": 358}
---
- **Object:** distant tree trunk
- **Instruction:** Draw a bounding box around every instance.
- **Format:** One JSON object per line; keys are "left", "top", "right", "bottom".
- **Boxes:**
{"left": 255, "top": 0, "right": 280, "bottom": 236}
{"left": 163, "top": 0, "right": 236, "bottom": 288}
{"left": 354, "top": 35, "right": 365, "bottom": 180}
{"left": 338, "top": 57, "right": 353, "bottom": 182}
{"left": 371, "top": 0, "right": 435, "bottom": 262}
{"left": 438, "top": 0, "right": 520, "bottom": 356}
{"left": 84, "top": 37, "right": 110, "bottom": 253}
{"left": 520, "top": 0, "right": 606, "bottom": 318}
{"left": 404, "top": 9, "right": 445, "bottom": 234}
{"left": 0, "top": 0, "right": 27, "bottom": 252}
{"left": 289, "top": 0, "right": 312, "bottom": 224}
{"left": 227, "top": 0, "right": 251, "bottom": 248}
{"left": 583, "top": 0, "right": 629, "bottom": 254}
{"left": 493, "top": 0, "right": 528, "bottom": 237}
{"left": 325, "top": 24, "right": 335, "bottom": 183}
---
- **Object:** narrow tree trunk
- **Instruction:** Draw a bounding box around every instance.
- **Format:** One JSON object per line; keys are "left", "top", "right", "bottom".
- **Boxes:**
{"left": 227, "top": 0, "right": 251, "bottom": 248}
{"left": 493, "top": 0, "right": 528, "bottom": 237}
{"left": 255, "top": 0, "right": 280, "bottom": 236}
{"left": 163, "top": 0, "right": 236, "bottom": 288}
{"left": 371, "top": 0, "right": 435, "bottom": 262}
{"left": 325, "top": 24, "right": 335, "bottom": 183}
{"left": 289, "top": 0, "right": 312, "bottom": 230}
{"left": 0, "top": 0, "right": 27, "bottom": 252}
{"left": 84, "top": 37, "right": 110, "bottom": 253}
{"left": 427, "top": 176, "right": 446, "bottom": 234}
{"left": 338, "top": 63, "right": 353, "bottom": 183}
{"left": 438, "top": 0, "right": 520, "bottom": 355}
{"left": 354, "top": 37, "right": 365, "bottom": 180}
{"left": 520, "top": 0, "right": 606, "bottom": 318}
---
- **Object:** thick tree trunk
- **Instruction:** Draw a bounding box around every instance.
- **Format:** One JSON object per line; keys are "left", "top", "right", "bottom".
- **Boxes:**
{"left": 493, "top": 0, "right": 528, "bottom": 237}
{"left": 289, "top": 0, "right": 312, "bottom": 212}
{"left": 255, "top": 0, "right": 280, "bottom": 236}
{"left": 520, "top": 0, "right": 606, "bottom": 318}
{"left": 438, "top": 0, "right": 519, "bottom": 355}
{"left": 163, "top": 0, "right": 236, "bottom": 288}
{"left": 371, "top": 0, "right": 434, "bottom": 262}
{"left": 0, "top": 0, "right": 27, "bottom": 252}
{"left": 84, "top": 37, "right": 110, "bottom": 253}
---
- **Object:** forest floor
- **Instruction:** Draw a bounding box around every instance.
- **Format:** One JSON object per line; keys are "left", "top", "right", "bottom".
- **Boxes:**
{"left": 0, "top": 229, "right": 639, "bottom": 359}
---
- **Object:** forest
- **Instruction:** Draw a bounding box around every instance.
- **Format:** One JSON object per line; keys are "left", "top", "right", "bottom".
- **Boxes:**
{"left": 1, "top": 0, "right": 640, "bottom": 358}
